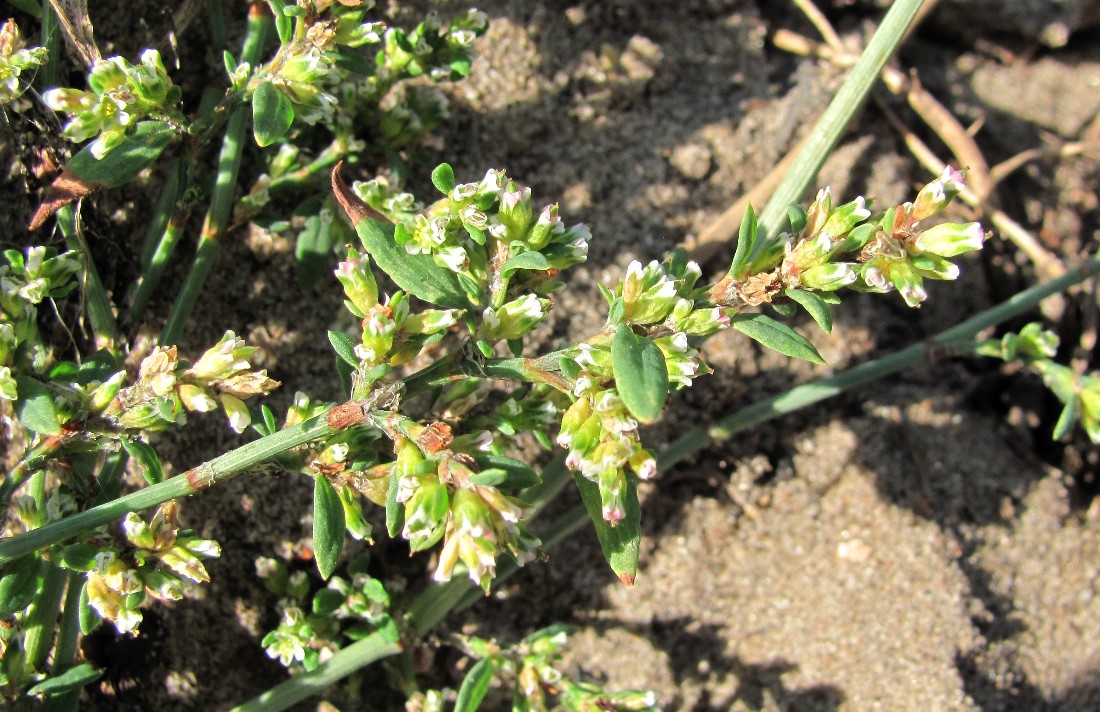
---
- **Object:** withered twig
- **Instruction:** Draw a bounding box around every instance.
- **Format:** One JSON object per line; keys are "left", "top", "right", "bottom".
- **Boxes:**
{"left": 876, "top": 97, "right": 1067, "bottom": 283}
{"left": 773, "top": 29, "right": 994, "bottom": 202}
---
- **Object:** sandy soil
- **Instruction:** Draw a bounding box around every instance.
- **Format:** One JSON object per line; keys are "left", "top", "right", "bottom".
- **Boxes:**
{"left": 5, "top": 0, "right": 1100, "bottom": 710}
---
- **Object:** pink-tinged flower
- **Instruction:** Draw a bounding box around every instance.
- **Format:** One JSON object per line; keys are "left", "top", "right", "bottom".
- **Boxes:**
{"left": 913, "top": 222, "right": 985, "bottom": 257}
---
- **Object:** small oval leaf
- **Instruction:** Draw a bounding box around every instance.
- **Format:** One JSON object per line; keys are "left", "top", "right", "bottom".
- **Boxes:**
{"left": 313, "top": 477, "right": 346, "bottom": 580}
{"left": 59, "top": 543, "right": 101, "bottom": 572}
{"left": 454, "top": 657, "right": 495, "bottom": 712}
{"left": 252, "top": 81, "right": 295, "bottom": 147}
{"left": 13, "top": 376, "right": 61, "bottom": 435}
{"left": 431, "top": 163, "right": 455, "bottom": 195}
{"left": 0, "top": 556, "right": 42, "bottom": 617}
{"left": 295, "top": 212, "right": 338, "bottom": 290}
{"left": 611, "top": 324, "right": 669, "bottom": 424}
{"left": 730, "top": 313, "right": 825, "bottom": 365}
{"left": 500, "top": 250, "right": 551, "bottom": 276}
{"left": 354, "top": 219, "right": 468, "bottom": 309}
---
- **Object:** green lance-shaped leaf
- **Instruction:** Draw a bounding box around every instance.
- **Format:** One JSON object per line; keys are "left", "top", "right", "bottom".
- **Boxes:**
{"left": 385, "top": 469, "right": 403, "bottom": 539}
{"left": 728, "top": 203, "right": 758, "bottom": 279}
{"left": 454, "top": 657, "right": 495, "bottom": 712}
{"left": 313, "top": 476, "right": 346, "bottom": 580}
{"left": 327, "top": 330, "right": 360, "bottom": 368}
{"left": 295, "top": 211, "right": 338, "bottom": 290}
{"left": 0, "top": 556, "right": 42, "bottom": 617}
{"left": 332, "top": 164, "right": 469, "bottom": 309}
{"left": 1052, "top": 398, "right": 1079, "bottom": 441}
{"left": 471, "top": 454, "right": 541, "bottom": 490}
{"left": 13, "top": 376, "right": 61, "bottom": 436}
{"left": 611, "top": 324, "right": 669, "bottom": 424}
{"left": 31, "top": 121, "right": 177, "bottom": 229}
{"left": 784, "top": 288, "right": 833, "bottom": 334}
{"left": 252, "top": 81, "right": 295, "bottom": 147}
{"left": 68, "top": 121, "right": 176, "bottom": 187}
{"left": 27, "top": 663, "right": 102, "bottom": 697}
{"left": 120, "top": 438, "right": 164, "bottom": 485}
{"left": 730, "top": 313, "right": 825, "bottom": 365}
{"left": 574, "top": 473, "right": 640, "bottom": 585}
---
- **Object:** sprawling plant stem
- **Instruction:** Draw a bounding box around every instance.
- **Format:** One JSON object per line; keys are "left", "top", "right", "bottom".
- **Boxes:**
{"left": 160, "top": 8, "right": 271, "bottom": 345}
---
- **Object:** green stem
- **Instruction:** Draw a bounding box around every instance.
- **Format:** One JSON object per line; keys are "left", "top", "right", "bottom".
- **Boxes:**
{"left": 39, "top": 0, "right": 59, "bottom": 87}
{"left": 753, "top": 0, "right": 924, "bottom": 252}
{"left": 267, "top": 140, "right": 346, "bottom": 193}
{"left": 129, "top": 211, "right": 187, "bottom": 322}
{"left": 160, "top": 10, "right": 270, "bottom": 346}
{"left": 138, "top": 160, "right": 184, "bottom": 269}
{"left": 663, "top": 253, "right": 1100, "bottom": 468}
{"left": 205, "top": 0, "right": 228, "bottom": 50}
{"left": 23, "top": 562, "right": 67, "bottom": 671}
{"left": 0, "top": 412, "right": 336, "bottom": 564}
{"left": 228, "top": 633, "right": 402, "bottom": 712}
{"left": 52, "top": 572, "right": 84, "bottom": 669}
{"left": 0, "top": 437, "right": 66, "bottom": 509}
{"left": 57, "top": 207, "right": 121, "bottom": 348}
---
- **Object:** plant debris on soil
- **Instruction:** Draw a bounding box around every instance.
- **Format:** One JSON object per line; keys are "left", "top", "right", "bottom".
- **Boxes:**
{"left": 4, "top": 0, "right": 1100, "bottom": 710}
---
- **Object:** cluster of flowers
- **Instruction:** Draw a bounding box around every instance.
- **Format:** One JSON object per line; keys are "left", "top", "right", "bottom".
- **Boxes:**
{"left": 718, "top": 166, "right": 986, "bottom": 308}
{"left": 0, "top": 247, "right": 82, "bottom": 401}
{"left": 352, "top": 415, "right": 539, "bottom": 590}
{"left": 102, "top": 331, "right": 279, "bottom": 434}
{"left": 558, "top": 254, "right": 728, "bottom": 522}
{"left": 64, "top": 503, "right": 220, "bottom": 634}
{"left": 0, "top": 19, "right": 47, "bottom": 105}
{"left": 254, "top": 2, "right": 486, "bottom": 130}
{"left": 336, "top": 246, "right": 462, "bottom": 369}
{"left": 43, "top": 49, "right": 182, "bottom": 158}
{"left": 452, "top": 625, "right": 659, "bottom": 711}
{"left": 354, "top": 166, "right": 590, "bottom": 346}
{"left": 257, "top": 554, "right": 397, "bottom": 671}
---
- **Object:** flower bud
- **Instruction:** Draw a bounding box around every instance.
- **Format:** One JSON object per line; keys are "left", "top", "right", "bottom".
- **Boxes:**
{"left": 403, "top": 476, "right": 449, "bottom": 551}
{"left": 479, "top": 294, "right": 548, "bottom": 341}
{"left": 0, "top": 366, "right": 16, "bottom": 401}
{"left": 88, "top": 371, "right": 126, "bottom": 413}
{"left": 803, "top": 187, "right": 832, "bottom": 238}
{"left": 189, "top": 331, "right": 253, "bottom": 382}
{"left": 220, "top": 393, "right": 251, "bottom": 433}
{"left": 526, "top": 204, "right": 561, "bottom": 250}
{"left": 912, "top": 222, "right": 985, "bottom": 258}
{"left": 620, "top": 260, "right": 678, "bottom": 324}
{"left": 798, "top": 263, "right": 858, "bottom": 291}
{"left": 820, "top": 196, "right": 871, "bottom": 240}
{"left": 335, "top": 249, "right": 379, "bottom": 315}
{"left": 178, "top": 383, "right": 217, "bottom": 413}
{"left": 499, "top": 184, "right": 534, "bottom": 239}
{"left": 909, "top": 166, "right": 966, "bottom": 222}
